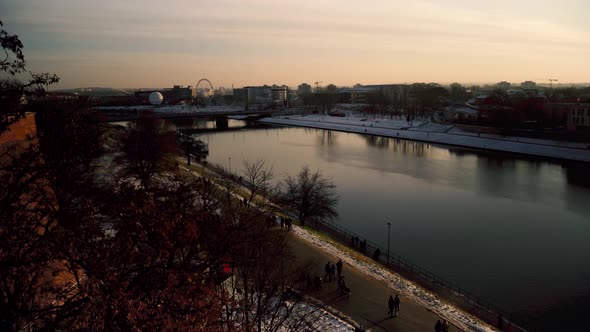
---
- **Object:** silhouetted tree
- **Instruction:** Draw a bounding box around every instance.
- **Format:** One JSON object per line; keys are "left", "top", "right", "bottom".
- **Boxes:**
{"left": 0, "top": 98, "right": 102, "bottom": 330}
{"left": 0, "top": 20, "right": 59, "bottom": 132}
{"left": 283, "top": 166, "right": 338, "bottom": 228}
{"left": 117, "top": 114, "right": 177, "bottom": 187}
{"left": 241, "top": 159, "right": 278, "bottom": 209}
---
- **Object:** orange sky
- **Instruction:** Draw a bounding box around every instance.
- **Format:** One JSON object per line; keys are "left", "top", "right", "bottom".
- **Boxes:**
{"left": 2, "top": 0, "right": 589, "bottom": 88}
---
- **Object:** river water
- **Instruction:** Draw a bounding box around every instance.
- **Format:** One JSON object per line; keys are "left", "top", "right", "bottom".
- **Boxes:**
{"left": 187, "top": 120, "right": 590, "bottom": 329}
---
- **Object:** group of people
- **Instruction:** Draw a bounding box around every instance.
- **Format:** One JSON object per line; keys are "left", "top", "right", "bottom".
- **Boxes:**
{"left": 323, "top": 259, "right": 349, "bottom": 295}
{"left": 277, "top": 215, "right": 292, "bottom": 231}
{"left": 317, "top": 259, "right": 462, "bottom": 331}
{"left": 434, "top": 319, "right": 450, "bottom": 332}
{"left": 323, "top": 261, "right": 337, "bottom": 282}
{"left": 387, "top": 294, "right": 400, "bottom": 317}
{"left": 350, "top": 235, "right": 367, "bottom": 253}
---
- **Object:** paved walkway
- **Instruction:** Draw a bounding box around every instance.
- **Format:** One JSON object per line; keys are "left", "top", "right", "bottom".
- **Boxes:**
{"left": 289, "top": 235, "right": 463, "bottom": 332}
{"left": 177, "top": 160, "right": 496, "bottom": 332}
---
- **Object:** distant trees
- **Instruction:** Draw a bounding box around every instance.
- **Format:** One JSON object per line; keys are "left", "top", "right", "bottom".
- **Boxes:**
{"left": 449, "top": 83, "right": 468, "bottom": 102}
{"left": 283, "top": 166, "right": 338, "bottom": 228}
{"left": 324, "top": 84, "right": 338, "bottom": 92}
{"left": 410, "top": 83, "right": 449, "bottom": 115}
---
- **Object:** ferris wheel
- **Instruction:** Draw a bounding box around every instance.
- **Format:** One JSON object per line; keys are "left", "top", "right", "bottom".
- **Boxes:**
{"left": 196, "top": 78, "right": 214, "bottom": 97}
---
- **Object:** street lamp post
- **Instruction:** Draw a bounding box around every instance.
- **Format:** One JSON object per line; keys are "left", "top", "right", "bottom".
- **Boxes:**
{"left": 387, "top": 222, "right": 391, "bottom": 268}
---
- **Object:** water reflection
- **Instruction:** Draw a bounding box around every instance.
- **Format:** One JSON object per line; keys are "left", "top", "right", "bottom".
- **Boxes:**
{"left": 318, "top": 130, "right": 337, "bottom": 145}
{"left": 193, "top": 120, "right": 590, "bottom": 327}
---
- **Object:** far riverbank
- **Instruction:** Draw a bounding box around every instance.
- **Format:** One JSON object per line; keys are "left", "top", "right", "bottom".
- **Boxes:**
{"left": 259, "top": 114, "right": 590, "bottom": 162}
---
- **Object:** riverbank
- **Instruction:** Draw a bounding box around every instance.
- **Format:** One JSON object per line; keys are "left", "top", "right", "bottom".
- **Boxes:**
{"left": 259, "top": 114, "right": 590, "bottom": 162}
{"left": 180, "top": 159, "right": 507, "bottom": 331}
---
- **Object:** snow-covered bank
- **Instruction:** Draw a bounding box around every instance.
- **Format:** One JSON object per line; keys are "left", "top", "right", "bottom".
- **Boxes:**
{"left": 259, "top": 115, "right": 590, "bottom": 162}
{"left": 291, "top": 225, "right": 497, "bottom": 332}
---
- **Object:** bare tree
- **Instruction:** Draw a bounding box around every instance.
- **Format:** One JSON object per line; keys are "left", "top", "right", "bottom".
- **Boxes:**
{"left": 222, "top": 203, "right": 319, "bottom": 332}
{"left": 283, "top": 166, "right": 338, "bottom": 228}
{"left": 1, "top": 20, "right": 59, "bottom": 132}
{"left": 241, "top": 159, "right": 277, "bottom": 209}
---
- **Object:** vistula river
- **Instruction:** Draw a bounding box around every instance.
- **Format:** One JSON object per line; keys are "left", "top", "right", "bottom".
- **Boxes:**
{"left": 181, "top": 119, "right": 590, "bottom": 330}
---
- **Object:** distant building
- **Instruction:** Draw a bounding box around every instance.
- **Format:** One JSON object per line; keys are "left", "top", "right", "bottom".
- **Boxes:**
{"left": 567, "top": 104, "right": 590, "bottom": 132}
{"left": 337, "top": 87, "right": 372, "bottom": 104}
{"left": 568, "top": 104, "right": 590, "bottom": 128}
{"left": 232, "top": 88, "right": 247, "bottom": 102}
{"left": 364, "top": 84, "right": 410, "bottom": 103}
{"left": 271, "top": 86, "right": 287, "bottom": 105}
{"left": 444, "top": 105, "right": 479, "bottom": 122}
{"left": 245, "top": 86, "right": 272, "bottom": 105}
{"left": 339, "top": 84, "right": 410, "bottom": 105}
{"left": 545, "top": 103, "right": 590, "bottom": 132}
{"left": 496, "top": 81, "right": 511, "bottom": 90}
{"left": 134, "top": 85, "right": 194, "bottom": 104}
{"left": 297, "top": 83, "right": 312, "bottom": 95}
{"left": 521, "top": 81, "right": 536, "bottom": 89}
{"left": 214, "top": 87, "right": 227, "bottom": 96}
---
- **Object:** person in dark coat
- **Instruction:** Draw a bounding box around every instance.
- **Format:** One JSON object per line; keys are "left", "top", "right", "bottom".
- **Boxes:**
{"left": 330, "top": 263, "right": 336, "bottom": 281}
{"left": 388, "top": 295, "right": 395, "bottom": 317}
{"left": 285, "top": 218, "right": 292, "bottom": 231}
{"left": 336, "top": 259, "right": 343, "bottom": 276}
{"left": 442, "top": 319, "right": 449, "bottom": 332}
{"left": 434, "top": 320, "right": 443, "bottom": 332}
{"left": 374, "top": 248, "right": 381, "bottom": 261}
{"left": 393, "top": 294, "right": 400, "bottom": 315}
{"left": 324, "top": 262, "right": 331, "bottom": 282}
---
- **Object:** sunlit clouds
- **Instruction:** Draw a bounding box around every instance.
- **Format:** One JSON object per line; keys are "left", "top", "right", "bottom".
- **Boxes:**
{"left": 2, "top": 0, "right": 589, "bottom": 88}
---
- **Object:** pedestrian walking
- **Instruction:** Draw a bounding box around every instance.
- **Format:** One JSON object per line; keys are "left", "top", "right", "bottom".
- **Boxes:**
{"left": 393, "top": 294, "right": 400, "bottom": 315}
{"left": 442, "top": 319, "right": 449, "bottom": 332}
{"left": 286, "top": 218, "right": 292, "bottom": 231}
{"left": 388, "top": 295, "right": 395, "bottom": 317}
{"left": 434, "top": 320, "right": 442, "bottom": 332}
{"left": 280, "top": 217, "right": 285, "bottom": 228}
{"left": 336, "top": 259, "right": 343, "bottom": 277}
{"left": 324, "top": 262, "right": 331, "bottom": 282}
{"left": 330, "top": 263, "right": 336, "bottom": 281}
{"left": 373, "top": 248, "right": 381, "bottom": 261}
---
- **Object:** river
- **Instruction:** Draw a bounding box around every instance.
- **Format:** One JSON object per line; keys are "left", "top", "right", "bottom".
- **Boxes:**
{"left": 185, "top": 119, "right": 590, "bottom": 330}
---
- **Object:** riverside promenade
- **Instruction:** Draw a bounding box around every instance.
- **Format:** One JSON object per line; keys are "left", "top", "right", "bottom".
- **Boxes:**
{"left": 289, "top": 232, "right": 464, "bottom": 332}
{"left": 178, "top": 160, "right": 507, "bottom": 332}
{"left": 259, "top": 114, "right": 590, "bottom": 162}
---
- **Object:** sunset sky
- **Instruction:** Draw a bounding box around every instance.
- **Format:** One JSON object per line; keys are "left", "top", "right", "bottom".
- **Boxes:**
{"left": 2, "top": 0, "right": 589, "bottom": 89}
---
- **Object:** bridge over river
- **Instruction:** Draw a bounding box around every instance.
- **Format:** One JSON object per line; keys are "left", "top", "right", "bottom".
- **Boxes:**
{"left": 95, "top": 105, "right": 276, "bottom": 122}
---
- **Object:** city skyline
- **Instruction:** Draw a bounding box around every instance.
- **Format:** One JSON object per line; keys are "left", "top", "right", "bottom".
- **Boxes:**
{"left": 2, "top": 0, "right": 589, "bottom": 89}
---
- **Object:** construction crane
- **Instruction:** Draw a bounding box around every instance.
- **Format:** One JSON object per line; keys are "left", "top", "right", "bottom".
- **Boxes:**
{"left": 314, "top": 81, "right": 323, "bottom": 93}
{"left": 535, "top": 78, "right": 559, "bottom": 89}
